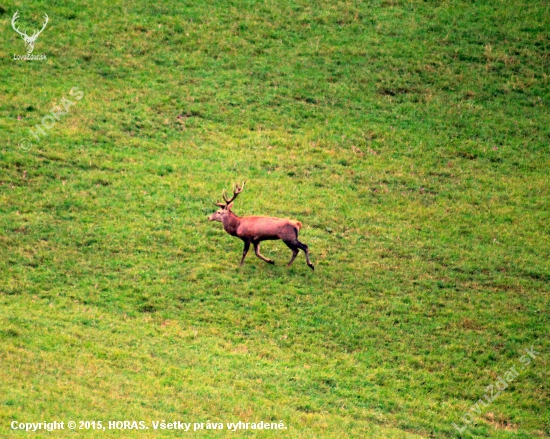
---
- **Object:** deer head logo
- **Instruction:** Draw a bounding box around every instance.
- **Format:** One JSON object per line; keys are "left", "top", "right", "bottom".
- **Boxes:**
{"left": 11, "top": 11, "right": 49, "bottom": 55}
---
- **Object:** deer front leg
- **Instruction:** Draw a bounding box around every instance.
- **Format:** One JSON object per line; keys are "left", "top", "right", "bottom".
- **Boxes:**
{"left": 253, "top": 241, "right": 275, "bottom": 264}
{"left": 240, "top": 240, "right": 251, "bottom": 266}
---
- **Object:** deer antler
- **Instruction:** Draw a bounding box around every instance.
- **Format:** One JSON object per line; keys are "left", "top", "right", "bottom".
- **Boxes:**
{"left": 11, "top": 11, "right": 27, "bottom": 39}
{"left": 222, "top": 181, "right": 246, "bottom": 205}
{"left": 214, "top": 181, "right": 246, "bottom": 208}
{"left": 32, "top": 14, "right": 49, "bottom": 39}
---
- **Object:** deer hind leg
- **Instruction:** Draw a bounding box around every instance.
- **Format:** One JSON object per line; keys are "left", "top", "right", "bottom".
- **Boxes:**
{"left": 297, "top": 240, "right": 314, "bottom": 270}
{"left": 240, "top": 240, "right": 251, "bottom": 266}
{"left": 253, "top": 241, "right": 275, "bottom": 264}
{"left": 283, "top": 240, "right": 299, "bottom": 267}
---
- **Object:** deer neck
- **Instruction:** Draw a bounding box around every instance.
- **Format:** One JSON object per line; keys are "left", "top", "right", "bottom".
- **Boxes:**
{"left": 222, "top": 211, "right": 241, "bottom": 236}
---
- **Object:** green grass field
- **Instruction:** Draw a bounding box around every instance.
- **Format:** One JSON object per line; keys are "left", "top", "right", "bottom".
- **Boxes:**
{"left": 1, "top": 0, "right": 549, "bottom": 437}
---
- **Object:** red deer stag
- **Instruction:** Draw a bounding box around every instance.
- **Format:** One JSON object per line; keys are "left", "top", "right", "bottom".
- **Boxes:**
{"left": 208, "top": 182, "right": 314, "bottom": 270}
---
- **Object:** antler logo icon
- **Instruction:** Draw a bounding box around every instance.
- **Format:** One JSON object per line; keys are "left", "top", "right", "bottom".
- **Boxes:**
{"left": 11, "top": 11, "right": 49, "bottom": 55}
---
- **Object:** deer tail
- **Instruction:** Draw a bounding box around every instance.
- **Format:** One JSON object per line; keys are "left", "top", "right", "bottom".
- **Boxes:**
{"left": 291, "top": 220, "right": 302, "bottom": 231}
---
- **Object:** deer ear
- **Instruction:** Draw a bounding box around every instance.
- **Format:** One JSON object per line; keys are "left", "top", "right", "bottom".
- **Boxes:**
{"left": 226, "top": 202, "right": 234, "bottom": 211}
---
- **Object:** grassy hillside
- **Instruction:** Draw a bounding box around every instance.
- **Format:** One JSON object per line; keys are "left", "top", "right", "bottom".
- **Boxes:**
{"left": 1, "top": 0, "right": 549, "bottom": 437}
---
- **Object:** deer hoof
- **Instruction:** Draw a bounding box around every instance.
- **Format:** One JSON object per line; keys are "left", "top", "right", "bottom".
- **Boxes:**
{"left": 267, "top": 259, "right": 275, "bottom": 265}
{"left": 308, "top": 263, "right": 315, "bottom": 271}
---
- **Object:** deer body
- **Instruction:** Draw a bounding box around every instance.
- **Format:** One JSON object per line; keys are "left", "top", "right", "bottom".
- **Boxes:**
{"left": 223, "top": 214, "right": 301, "bottom": 240}
{"left": 209, "top": 183, "right": 314, "bottom": 270}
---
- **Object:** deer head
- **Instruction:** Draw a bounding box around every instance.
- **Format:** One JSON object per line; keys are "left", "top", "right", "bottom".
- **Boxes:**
{"left": 12, "top": 11, "right": 49, "bottom": 55}
{"left": 208, "top": 181, "right": 245, "bottom": 222}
